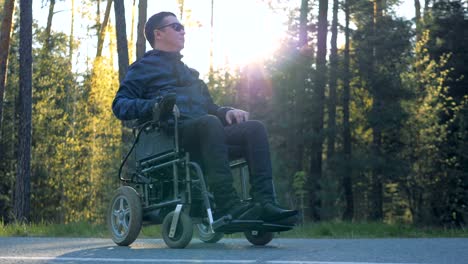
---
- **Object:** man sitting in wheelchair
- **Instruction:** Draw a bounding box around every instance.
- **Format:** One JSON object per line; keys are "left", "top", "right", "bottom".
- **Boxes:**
{"left": 112, "top": 11, "right": 297, "bottom": 224}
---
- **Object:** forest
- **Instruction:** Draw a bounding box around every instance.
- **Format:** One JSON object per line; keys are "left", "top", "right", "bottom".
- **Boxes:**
{"left": 0, "top": 0, "right": 467, "bottom": 227}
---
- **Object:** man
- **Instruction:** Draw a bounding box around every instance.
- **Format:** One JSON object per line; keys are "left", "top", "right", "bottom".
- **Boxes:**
{"left": 112, "top": 12, "right": 296, "bottom": 222}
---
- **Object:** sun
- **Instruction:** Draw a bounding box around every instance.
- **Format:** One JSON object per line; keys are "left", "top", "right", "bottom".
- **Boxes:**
{"left": 213, "top": 0, "right": 285, "bottom": 67}
{"left": 177, "top": 0, "right": 287, "bottom": 75}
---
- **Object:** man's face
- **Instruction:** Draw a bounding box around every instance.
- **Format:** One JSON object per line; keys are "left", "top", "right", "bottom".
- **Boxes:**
{"left": 154, "top": 16, "right": 185, "bottom": 52}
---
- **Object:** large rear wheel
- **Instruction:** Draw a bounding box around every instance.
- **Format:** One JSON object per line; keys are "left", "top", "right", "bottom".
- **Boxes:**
{"left": 108, "top": 186, "right": 142, "bottom": 246}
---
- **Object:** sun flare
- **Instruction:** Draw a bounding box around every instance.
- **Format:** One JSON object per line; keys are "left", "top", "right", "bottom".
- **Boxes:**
{"left": 33, "top": 0, "right": 289, "bottom": 76}
{"left": 175, "top": 0, "right": 287, "bottom": 75}
{"left": 214, "top": 1, "right": 285, "bottom": 66}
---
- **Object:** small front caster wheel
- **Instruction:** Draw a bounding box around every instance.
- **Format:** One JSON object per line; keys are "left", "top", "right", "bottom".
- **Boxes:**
{"left": 244, "top": 230, "right": 274, "bottom": 246}
{"left": 162, "top": 211, "right": 193, "bottom": 248}
{"left": 196, "top": 222, "right": 224, "bottom": 243}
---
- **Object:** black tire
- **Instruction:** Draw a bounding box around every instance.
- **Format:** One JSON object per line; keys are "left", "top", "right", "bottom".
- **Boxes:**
{"left": 162, "top": 211, "right": 193, "bottom": 248}
{"left": 196, "top": 223, "right": 224, "bottom": 243}
{"left": 244, "top": 230, "right": 274, "bottom": 246}
{"left": 107, "top": 186, "right": 142, "bottom": 246}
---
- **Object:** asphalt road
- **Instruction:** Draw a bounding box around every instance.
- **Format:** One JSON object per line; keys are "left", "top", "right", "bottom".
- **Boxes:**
{"left": 0, "top": 237, "right": 467, "bottom": 264}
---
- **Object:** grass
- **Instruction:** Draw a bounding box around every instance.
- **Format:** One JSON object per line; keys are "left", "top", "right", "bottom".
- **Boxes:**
{"left": 1, "top": 220, "right": 467, "bottom": 239}
{"left": 278, "top": 221, "right": 468, "bottom": 238}
{"left": 0, "top": 220, "right": 108, "bottom": 238}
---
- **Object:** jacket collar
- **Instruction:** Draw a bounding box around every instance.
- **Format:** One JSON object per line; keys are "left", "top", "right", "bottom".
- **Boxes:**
{"left": 145, "top": 49, "right": 183, "bottom": 60}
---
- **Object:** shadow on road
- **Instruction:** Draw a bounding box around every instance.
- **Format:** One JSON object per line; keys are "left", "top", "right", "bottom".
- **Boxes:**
{"left": 56, "top": 238, "right": 289, "bottom": 263}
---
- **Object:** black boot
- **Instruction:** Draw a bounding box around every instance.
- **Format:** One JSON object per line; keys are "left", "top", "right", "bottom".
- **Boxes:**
{"left": 268, "top": 214, "right": 299, "bottom": 226}
{"left": 260, "top": 202, "right": 298, "bottom": 222}
{"left": 214, "top": 200, "right": 252, "bottom": 220}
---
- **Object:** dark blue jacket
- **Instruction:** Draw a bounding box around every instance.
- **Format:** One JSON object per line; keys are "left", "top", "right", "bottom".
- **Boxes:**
{"left": 112, "top": 49, "right": 232, "bottom": 122}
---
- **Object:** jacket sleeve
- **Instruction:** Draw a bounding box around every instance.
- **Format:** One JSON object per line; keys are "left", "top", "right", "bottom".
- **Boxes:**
{"left": 112, "top": 56, "right": 169, "bottom": 121}
{"left": 112, "top": 79, "right": 159, "bottom": 121}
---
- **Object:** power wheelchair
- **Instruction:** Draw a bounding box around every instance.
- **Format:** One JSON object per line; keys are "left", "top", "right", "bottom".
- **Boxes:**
{"left": 107, "top": 94, "right": 295, "bottom": 249}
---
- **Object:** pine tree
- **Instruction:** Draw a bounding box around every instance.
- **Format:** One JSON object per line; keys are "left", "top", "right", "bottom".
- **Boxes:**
{"left": 15, "top": 0, "right": 33, "bottom": 223}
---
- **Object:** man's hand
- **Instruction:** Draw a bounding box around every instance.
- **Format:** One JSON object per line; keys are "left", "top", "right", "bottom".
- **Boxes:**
{"left": 226, "top": 109, "right": 249, "bottom": 125}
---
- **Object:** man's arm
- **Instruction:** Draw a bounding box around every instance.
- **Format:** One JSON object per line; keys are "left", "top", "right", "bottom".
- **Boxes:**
{"left": 112, "top": 79, "right": 158, "bottom": 121}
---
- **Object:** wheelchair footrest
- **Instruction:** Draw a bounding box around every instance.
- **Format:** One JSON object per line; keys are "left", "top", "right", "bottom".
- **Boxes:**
{"left": 258, "top": 222, "right": 294, "bottom": 232}
{"left": 214, "top": 219, "right": 263, "bottom": 233}
{"left": 213, "top": 218, "right": 294, "bottom": 233}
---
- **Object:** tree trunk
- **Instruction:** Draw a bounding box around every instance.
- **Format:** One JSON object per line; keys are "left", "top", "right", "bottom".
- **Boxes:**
{"left": 69, "top": 0, "right": 76, "bottom": 132}
{"left": 136, "top": 0, "right": 147, "bottom": 60}
{"left": 129, "top": 0, "right": 136, "bottom": 62}
{"left": 424, "top": 0, "right": 430, "bottom": 16}
{"left": 69, "top": 0, "right": 75, "bottom": 63}
{"left": 44, "top": 0, "right": 56, "bottom": 50}
{"left": 177, "top": 0, "right": 185, "bottom": 19}
{"left": 327, "top": 0, "right": 338, "bottom": 163}
{"left": 96, "top": 0, "right": 101, "bottom": 34}
{"left": 14, "top": 0, "right": 33, "bottom": 223}
{"left": 96, "top": 0, "right": 113, "bottom": 58}
{"left": 308, "top": 0, "right": 328, "bottom": 221}
{"left": 208, "top": 0, "right": 215, "bottom": 86}
{"left": 414, "top": 0, "right": 421, "bottom": 23}
{"left": 114, "top": 0, "right": 133, "bottom": 178}
{"left": 289, "top": 0, "right": 309, "bottom": 214}
{"left": 298, "top": 0, "right": 308, "bottom": 47}
{"left": 342, "top": 0, "right": 354, "bottom": 221}
{"left": 369, "top": 0, "right": 384, "bottom": 221}
{"left": 114, "top": 0, "right": 129, "bottom": 83}
{"left": 414, "top": 0, "right": 421, "bottom": 41}
{"left": 293, "top": 0, "right": 308, "bottom": 173}
{"left": 0, "top": 0, "right": 15, "bottom": 138}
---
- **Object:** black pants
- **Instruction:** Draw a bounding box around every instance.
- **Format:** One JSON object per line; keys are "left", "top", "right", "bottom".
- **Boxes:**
{"left": 179, "top": 115, "right": 275, "bottom": 209}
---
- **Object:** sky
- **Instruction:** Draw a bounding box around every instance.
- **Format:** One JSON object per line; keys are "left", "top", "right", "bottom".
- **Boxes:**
{"left": 32, "top": 0, "right": 416, "bottom": 77}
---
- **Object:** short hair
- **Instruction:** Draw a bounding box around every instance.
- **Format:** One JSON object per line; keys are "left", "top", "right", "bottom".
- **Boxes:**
{"left": 145, "top": 12, "right": 176, "bottom": 48}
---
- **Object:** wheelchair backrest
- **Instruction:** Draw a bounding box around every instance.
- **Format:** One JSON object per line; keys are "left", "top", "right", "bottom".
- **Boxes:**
{"left": 135, "top": 125, "right": 174, "bottom": 162}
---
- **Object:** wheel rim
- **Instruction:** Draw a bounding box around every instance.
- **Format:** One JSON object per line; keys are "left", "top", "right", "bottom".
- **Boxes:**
{"left": 111, "top": 195, "right": 131, "bottom": 238}
{"left": 197, "top": 223, "right": 210, "bottom": 235}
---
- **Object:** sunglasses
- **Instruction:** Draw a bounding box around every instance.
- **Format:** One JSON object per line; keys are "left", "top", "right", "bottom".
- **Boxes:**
{"left": 156, "top": 23, "right": 185, "bottom": 32}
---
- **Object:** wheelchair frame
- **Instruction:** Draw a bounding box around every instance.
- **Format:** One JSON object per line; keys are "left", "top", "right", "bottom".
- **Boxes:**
{"left": 107, "top": 105, "right": 292, "bottom": 249}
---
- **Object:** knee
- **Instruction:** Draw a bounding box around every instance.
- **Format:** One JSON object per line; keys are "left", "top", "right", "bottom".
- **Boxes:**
{"left": 245, "top": 120, "right": 267, "bottom": 136}
{"left": 198, "top": 115, "right": 223, "bottom": 129}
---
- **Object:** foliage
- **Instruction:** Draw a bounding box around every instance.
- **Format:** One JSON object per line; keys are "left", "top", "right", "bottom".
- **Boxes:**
{"left": 401, "top": 28, "right": 468, "bottom": 226}
{"left": 293, "top": 170, "right": 307, "bottom": 222}
{"left": 266, "top": 39, "right": 315, "bottom": 211}
{"left": 206, "top": 67, "right": 239, "bottom": 107}
{"left": 0, "top": 9, "right": 121, "bottom": 224}
{"left": 0, "top": 0, "right": 466, "bottom": 229}
{"left": 84, "top": 56, "right": 121, "bottom": 223}
{"left": 0, "top": 12, "right": 19, "bottom": 222}
{"left": 30, "top": 27, "right": 79, "bottom": 223}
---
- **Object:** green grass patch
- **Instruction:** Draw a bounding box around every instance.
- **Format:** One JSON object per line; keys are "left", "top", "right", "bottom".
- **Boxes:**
{"left": 277, "top": 221, "right": 468, "bottom": 238}
{"left": 1, "top": 220, "right": 467, "bottom": 238}
{"left": 0, "top": 220, "right": 107, "bottom": 238}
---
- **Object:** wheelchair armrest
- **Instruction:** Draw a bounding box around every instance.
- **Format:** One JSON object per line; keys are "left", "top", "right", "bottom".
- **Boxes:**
{"left": 131, "top": 93, "right": 178, "bottom": 139}
{"left": 153, "top": 93, "right": 177, "bottom": 123}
